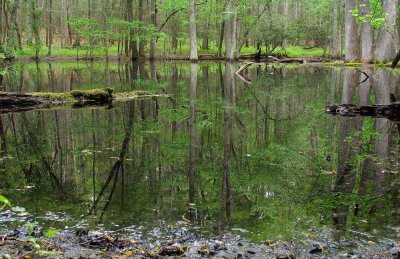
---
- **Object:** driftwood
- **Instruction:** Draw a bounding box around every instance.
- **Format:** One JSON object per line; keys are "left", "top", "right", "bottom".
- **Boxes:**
{"left": 235, "top": 62, "right": 266, "bottom": 84}
{"left": 391, "top": 49, "right": 400, "bottom": 69}
{"left": 326, "top": 103, "right": 400, "bottom": 121}
{"left": 0, "top": 88, "right": 160, "bottom": 114}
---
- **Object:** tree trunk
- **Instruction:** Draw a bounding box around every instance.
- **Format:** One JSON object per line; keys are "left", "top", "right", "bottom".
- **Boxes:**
{"left": 359, "top": 0, "right": 373, "bottom": 62}
{"left": 219, "top": 62, "right": 234, "bottom": 227}
{"left": 150, "top": 0, "right": 157, "bottom": 59}
{"left": 6, "top": 0, "right": 20, "bottom": 54}
{"left": 127, "top": 0, "right": 139, "bottom": 60}
{"left": 188, "top": 63, "right": 197, "bottom": 210}
{"left": 88, "top": 0, "right": 93, "bottom": 59}
{"left": 61, "top": 0, "right": 69, "bottom": 48}
{"left": 332, "top": 0, "right": 343, "bottom": 58}
{"left": 138, "top": 0, "right": 145, "bottom": 58}
{"left": 345, "top": 0, "right": 359, "bottom": 61}
{"left": 224, "top": 0, "right": 237, "bottom": 60}
{"left": 189, "top": 0, "right": 198, "bottom": 61}
{"left": 217, "top": 20, "right": 225, "bottom": 57}
{"left": 31, "top": 0, "right": 40, "bottom": 60}
{"left": 0, "top": 0, "right": 2, "bottom": 45}
{"left": 47, "top": 0, "right": 53, "bottom": 56}
{"left": 375, "top": 0, "right": 399, "bottom": 62}
{"left": 282, "top": 0, "right": 289, "bottom": 47}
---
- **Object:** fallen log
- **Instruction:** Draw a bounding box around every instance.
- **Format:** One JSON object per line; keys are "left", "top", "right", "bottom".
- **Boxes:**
{"left": 326, "top": 103, "right": 400, "bottom": 121}
{"left": 239, "top": 50, "right": 261, "bottom": 59}
{"left": 0, "top": 88, "right": 161, "bottom": 114}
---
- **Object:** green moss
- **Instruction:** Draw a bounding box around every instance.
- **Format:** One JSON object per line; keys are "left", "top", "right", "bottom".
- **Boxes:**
{"left": 114, "top": 90, "right": 153, "bottom": 100}
{"left": 31, "top": 88, "right": 113, "bottom": 103}
{"left": 71, "top": 88, "right": 113, "bottom": 101}
{"left": 31, "top": 92, "right": 75, "bottom": 102}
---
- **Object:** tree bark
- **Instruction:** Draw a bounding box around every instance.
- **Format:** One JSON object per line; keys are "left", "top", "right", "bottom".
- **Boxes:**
{"left": 47, "top": 0, "right": 53, "bottom": 56}
{"left": 150, "top": 0, "right": 157, "bottom": 59}
{"left": 189, "top": 0, "right": 198, "bottom": 61}
{"left": 375, "top": 0, "right": 399, "bottom": 62}
{"left": 138, "top": 0, "right": 145, "bottom": 58}
{"left": 31, "top": 0, "right": 40, "bottom": 60}
{"left": 6, "top": 0, "right": 20, "bottom": 53}
{"left": 217, "top": 20, "right": 225, "bottom": 57}
{"left": 359, "top": 0, "right": 373, "bottom": 62}
{"left": 60, "top": 0, "right": 69, "bottom": 48}
{"left": 127, "top": 0, "right": 139, "bottom": 60}
{"left": 345, "top": 0, "right": 360, "bottom": 62}
{"left": 332, "top": 0, "right": 343, "bottom": 58}
{"left": 224, "top": 0, "right": 237, "bottom": 60}
{"left": 188, "top": 63, "right": 197, "bottom": 208}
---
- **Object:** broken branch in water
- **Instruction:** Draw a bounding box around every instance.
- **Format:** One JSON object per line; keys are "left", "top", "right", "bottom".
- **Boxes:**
{"left": 0, "top": 88, "right": 164, "bottom": 114}
{"left": 356, "top": 69, "right": 370, "bottom": 85}
{"left": 391, "top": 49, "right": 400, "bottom": 69}
{"left": 235, "top": 62, "right": 265, "bottom": 84}
{"left": 326, "top": 103, "right": 400, "bottom": 121}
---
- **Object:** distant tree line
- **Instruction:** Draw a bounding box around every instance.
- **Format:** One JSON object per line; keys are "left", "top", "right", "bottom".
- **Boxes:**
{"left": 0, "top": 0, "right": 397, "bottom": 62}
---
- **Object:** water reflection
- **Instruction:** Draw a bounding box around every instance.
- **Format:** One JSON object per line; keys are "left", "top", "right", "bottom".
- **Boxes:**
{"left": 0, "top": 62, "right": 399, "bottom": 248}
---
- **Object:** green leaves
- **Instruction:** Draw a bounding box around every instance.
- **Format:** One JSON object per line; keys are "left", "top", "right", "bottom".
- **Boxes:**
{"left": 0, "top": 195, "right": 11, "bottom": 210}
{"left": 44, "top": 229, "right": 59, "bottom": 238}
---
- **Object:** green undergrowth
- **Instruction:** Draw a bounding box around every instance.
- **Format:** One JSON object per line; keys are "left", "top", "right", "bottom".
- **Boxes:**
{"left": 14, "top": 42, "right": 327, "bottom": 59}
{"left": 273, "top": 45, "right": 326, "bottom": 58}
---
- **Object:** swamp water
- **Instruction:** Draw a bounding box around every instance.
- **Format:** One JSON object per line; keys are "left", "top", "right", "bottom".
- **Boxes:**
{"left": 0, "top": 61, "right": 399, "bottom": 256}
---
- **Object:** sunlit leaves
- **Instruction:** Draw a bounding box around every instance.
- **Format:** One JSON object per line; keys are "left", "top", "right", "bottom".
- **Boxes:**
{"left": 0, "top": 195, "right": 11, "bottom": 210}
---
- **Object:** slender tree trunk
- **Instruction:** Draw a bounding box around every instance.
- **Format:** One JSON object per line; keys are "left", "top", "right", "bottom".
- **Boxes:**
{"left": 224, "top": 0, "right": 238, "bottom": 60}
{"left": 61, "top": 0, "right": 69, "bottom": 48}
{"left": 202, "top": 22, "right": 209, "bottom": 50}
{"left": 47, "top": 0, "right": 53, "bottom": 56}
{"left": 217, "top": 20, "right": 225, "bottom": 57}
{"left": 127, "top": 0, "right": 139, "bottom": 59}
{"left": 375, "top": 0, "right": 399, "bottom": 62}
{"left": 332, "top": 0, "right": 343, "bottom": 58}
{"left": 189, "top": 0, "right": 198, "bottom": 61}
{"left": 31, "top": 0, "right": 40, "bottom": 60}
{"left": 138, "top": 0, "right": 145, "bottom": 58}
{"left": 282, "top": 0, "right": 289, "bottom": 47}
{"left": 372, "top": 70, "right": 391, "bottom": 197}
{"left": 6, "top": 0, "right": 20, "bottom": 53}
{"left": 359, "top": 0, "right": 373, "bottom": 62}
{"left": 0, "top": 0, "right": 2, "bottom": 45}
{"left": 188, "top": 63, "right": 197, "bottom": 208}
{"left": 88, "top": 0, "right": 93, "bottom": 60}
{"left": 150, "top": 0, "right": 157, "bottom": 59}
{"left": 222, "top": 63, "right": 234, "bottom": 226}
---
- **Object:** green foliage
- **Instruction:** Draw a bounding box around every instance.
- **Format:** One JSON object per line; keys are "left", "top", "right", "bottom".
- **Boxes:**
{"left": 44, "top": 229, "right": 59, "bottom": 238}
{"left": 0, "top": 195, "right": 11, "bottom": 210}
{"left": 352, "top": 1, "right": 387, "bottom": 29}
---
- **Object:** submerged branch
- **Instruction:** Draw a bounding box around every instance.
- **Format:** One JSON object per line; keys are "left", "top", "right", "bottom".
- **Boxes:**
{"left": 326, "top": 103, "right": 400, "bottom": 121}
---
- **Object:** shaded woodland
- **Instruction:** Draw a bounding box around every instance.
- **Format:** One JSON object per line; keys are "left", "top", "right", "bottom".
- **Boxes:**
{"left": 0, "top": 0, "right": 397, "bottom": 62}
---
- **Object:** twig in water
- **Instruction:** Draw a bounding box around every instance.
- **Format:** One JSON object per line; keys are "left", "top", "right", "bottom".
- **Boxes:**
{"left": 356, "top": 69, "right": 370, "bottom": 85}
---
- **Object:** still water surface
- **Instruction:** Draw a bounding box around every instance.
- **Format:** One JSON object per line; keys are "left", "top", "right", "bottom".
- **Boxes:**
{"left": 0, "top": 61, "right": 399, "bottom": 250}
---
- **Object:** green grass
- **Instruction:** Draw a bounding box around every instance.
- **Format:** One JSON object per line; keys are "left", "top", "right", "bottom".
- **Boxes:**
{"left": 273, "top": 45, "right": 325, "bottom": 58}
{"left": 15, "top": 45, "right": 119, "bottom": 59}
{"left": 14, "top": 41, "right": 326, "bottom": 59}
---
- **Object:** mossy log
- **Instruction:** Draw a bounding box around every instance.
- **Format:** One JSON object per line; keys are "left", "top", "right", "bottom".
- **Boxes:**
{"left": 326, "top": 103, "right": 400, "bottom": 121}
{"left": 0, "top": 88, "right": 155, "bottom": 114}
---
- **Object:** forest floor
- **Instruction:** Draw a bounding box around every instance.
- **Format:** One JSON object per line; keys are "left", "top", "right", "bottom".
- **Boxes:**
{"left": 0, "top": 226, "right": 399, "bottom": 258}
{"left": 11, "top": 45, "right": 326, "bottom": 61}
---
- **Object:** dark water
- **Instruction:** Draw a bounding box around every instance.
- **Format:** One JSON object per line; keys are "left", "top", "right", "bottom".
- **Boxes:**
{"left": 0, "top": 61, "right": 399, "bottom": 251}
